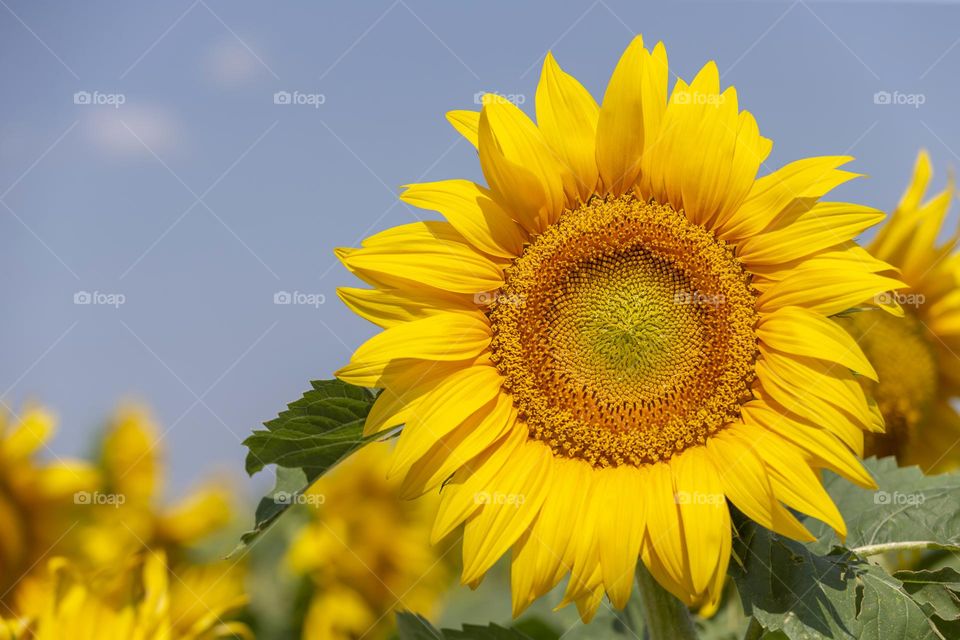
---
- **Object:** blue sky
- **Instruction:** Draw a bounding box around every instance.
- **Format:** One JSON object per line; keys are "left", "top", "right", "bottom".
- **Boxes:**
{"left": 2, "top": 0, "right": 959, "bottom": 496}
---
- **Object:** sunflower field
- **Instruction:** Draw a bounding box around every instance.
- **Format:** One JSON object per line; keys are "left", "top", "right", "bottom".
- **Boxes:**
{"left": 6, "top": 3, "right": 960, "bottom": 639}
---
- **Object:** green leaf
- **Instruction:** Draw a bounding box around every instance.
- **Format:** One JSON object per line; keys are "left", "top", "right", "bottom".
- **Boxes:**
{"left": 894, "top": 567, "right": 960, "bottom": 637}
{"left": 396, "top": 612, "right": 548, "bottom": 640}
{"left": 244, "top": 379, "right": 377, "bottom": 478}
{"left": 731, "top": 456, "right": 960, "bottom": 639}
{"left": 732, "top": 518, "right": 942, "bottom": 639}
{"left": 235, "top": 379, "right": 380, "bottom": 553}
{"left": 807, "top": 457, "right": 960, "bottom": 556}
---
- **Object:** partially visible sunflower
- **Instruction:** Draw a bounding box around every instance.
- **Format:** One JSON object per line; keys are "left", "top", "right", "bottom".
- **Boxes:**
{"left": 70, "top": 404, "right": 233, "bottom": 573}
{"left": 841, "top": 150, "right": 960, "bottom": 473}
{"left": 61, "top": 404, "right": 250, "bottom": 637}
{"left": 335, "top": 36, "right": 904, "bottom": 618}
{"left": 286, "top": 442, "right": 450, "bottom": 640}
{"left": 0, "top": 407, "right": 97, "bottom": 608}
{"left": 1, "top": 552, "right": 250, "bottom": 640}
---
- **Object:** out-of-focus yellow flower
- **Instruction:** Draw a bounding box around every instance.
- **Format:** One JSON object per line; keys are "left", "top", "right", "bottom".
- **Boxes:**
{"left": 55, "top": 404, "right": 251, "bottom": 638}
{"left": 842, "top": 151, "right": 960, "bottom": 473}
{"left": 286, "top": 442, "right": 451, "bottom": 640}
{"left": 72, "top": 404, "right": 232, "bottom": 572}
{"left": 0, "top": 552, "right": 251, "bottom": 640}
{"left": 0, "top": 407, "right": 97, "bottom": 606}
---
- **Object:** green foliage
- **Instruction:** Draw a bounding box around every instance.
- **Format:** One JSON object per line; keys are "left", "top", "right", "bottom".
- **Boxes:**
{"left": 396, "top": 612, "right": 560, "bottom": 640}
{"left": 732, "top": 457, "right": 960, "bottom": 639}
{"left": 237, "top": 379, "right": 380, "bottom": 552}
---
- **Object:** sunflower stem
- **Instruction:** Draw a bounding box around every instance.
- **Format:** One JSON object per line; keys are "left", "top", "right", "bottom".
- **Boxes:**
{"left": 632, "top": 562, "right": 699, "bottom": 640}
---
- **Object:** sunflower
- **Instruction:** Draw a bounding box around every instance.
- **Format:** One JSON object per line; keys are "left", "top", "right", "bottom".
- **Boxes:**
{"left": 71, "top": 404, "right": 234, "bottom": 573}
{"left": 1, "top": 552, "right": 251, "bottom": 640}
{"left": 0, "top": 407, "right": 97, "bottom": 608}
{"left": 62, "top": 405, "right": 250, "bottom": 637}
{"left": 286, "top": 442, "right": 450, "bottom": 640}
{"left": 840, "top": 150, "right": 960, "bottom": 473}
{"left": 335, "top": 36, "right": 903, "bottom": 618}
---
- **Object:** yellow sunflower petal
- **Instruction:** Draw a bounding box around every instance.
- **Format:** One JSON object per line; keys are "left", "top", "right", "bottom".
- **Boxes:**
{"left": 706, "top": 430, "right": 814, "bottom": 541}
{"left": 738, "top": 202, "right": 886, "bottom": 265}
{"left": 722, "top": 156, "right": 860, "bottom": 239}
{"left": 597, "top": 465, "right": 647, "bottom": 608}
{"left": 400, "top": 393, "right": 516, "bottom": 498}
{"left": 673, "top": 447, "right": 728, "bottom": 595}
{"left": 731, "top": 424, "right": 846, "bottom": 538}
{"left": 336, "top": 287, "right": 475, "bottom": 329}
{"left": 336, "top": 312, "right": 490, "bottom": 386}
{"left": 431, "top": 423, "right": 527, "bottom": 544}
{"left": 596, "top": 36, "right": 666, "bottom": 195}
{"left": 337, "top": 222, "right": 504, "bottom": 294}
{"left": 400, "top": 180, "right": 527, "bottom": 258}
{"left": 447, "top": 110, "right": 480, "bottom": 147}
{"left": 461, "top": 441, "right": 553, "bottom": 584}
{"left": 536, "top": 52, "right": 600, "bottom": 201}
{"left": 757, "top": 306, "right": 877, "bottom": 380}
{"left": 390, "top": 364, "right": 504, "bottom": 477}
{"left": 479, "top": 96, "right": 567, "bottom": 227}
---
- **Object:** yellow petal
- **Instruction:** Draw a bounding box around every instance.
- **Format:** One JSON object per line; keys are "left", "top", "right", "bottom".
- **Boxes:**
{"left": 742, "top": 400, "right": 875, "bottom": 489}
{"left": 447, "top": 110, "right": 480, "bottom": 147}
{"left": 479, "top": 96, "right": 567, "bottom": 228}
{"left": 461, "top": 441, "right": 553, "bottom": 584}
{"left": 597, "top": 465, "right": 647, "bottom": 608}
{"left": 723, "top": 156, "right": 860, "bottom": 240}
{"left": 673, "top": 447, "right": 728, "bottom": 596}
{"left": 400, "top": 393, "right": 516, "bottom": 498}
{"left": 596, "top": 36, "right": 666, "bottom": 195}
{"left": 731, "top": 423, "right": 846, "bottom": 539}
{"left": 336, "top": 287, "right": 475, "bottom": 329}
{"left": 758, "top": 306, "right": 877, "bottom": 380}
{"left": 431, "top": 422, "right": 527, "bottom": 544}
{"left": 336, "top": 313, "right": 490, "bottom": 386}
{"left": 390, "top": 364, "right": 504, "bottom": 477}
{"left": 737, "top": 202, "right": 886, "bottom": 265}
{"left": 707, "top": 429, "right": 814, "bottom": 541}
{"left": 337, "top": 222, "right": 504, "bottom": 294}
{"left": 536, "top": 52, "right": 599, "bottom": 201}
{"left": 400, "top": 180, "right": 526, "bottom": 258}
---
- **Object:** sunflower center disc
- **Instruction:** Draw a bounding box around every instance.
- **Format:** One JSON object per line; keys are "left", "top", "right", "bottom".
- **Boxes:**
{"left": 488, "top": 195, "right": 759, "bottom": 466}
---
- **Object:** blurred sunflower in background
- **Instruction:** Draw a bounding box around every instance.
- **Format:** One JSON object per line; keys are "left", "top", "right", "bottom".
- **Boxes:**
{"left": 336, "top": 35, "right": 903, "bottom": 618}
{"left": 841, "top": 150, "right": 960, "bottom": 473}
{"left": 0, "top": 403, "right": 251, "bottom": 639}
{"left": 70, "top": 405, "right": 235, "bottom": 574}
{"left": 0, "top": 552, "right": 249, "bottom": 640}
{"left": 0, "top": 407, "right": 97, "bottom": 610}
{"left": 285, "top": 443, "right": 451, "bottom": 640}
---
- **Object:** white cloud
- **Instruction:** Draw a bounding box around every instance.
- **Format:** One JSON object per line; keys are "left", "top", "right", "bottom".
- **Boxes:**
{"left": 81, "top": 104, "right": 182, "bottom": 158}
{"left": 202, "top": 38, "right": 263, "bottom": 88}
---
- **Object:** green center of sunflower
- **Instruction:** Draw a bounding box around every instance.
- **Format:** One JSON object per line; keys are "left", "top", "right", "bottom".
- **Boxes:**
{"left": 842, "top": 309, "right": 939, "bottom": 457}
{"left": 488, "top": 195, "right": 759, "bottom": 467}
